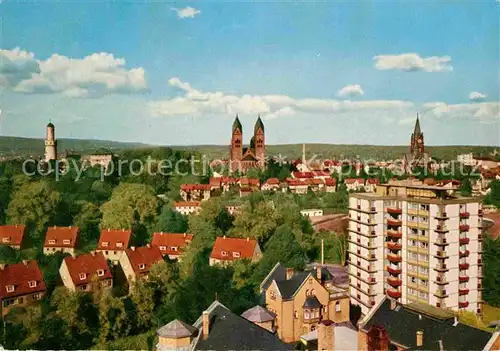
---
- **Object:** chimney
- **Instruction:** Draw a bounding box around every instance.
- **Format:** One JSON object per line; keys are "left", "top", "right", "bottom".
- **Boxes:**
{"left": 367, "top": 325, "right": 389, "bottom": 351}
{"left": 0, "top": 263, "right": 5, "bottom": 270}
{"left": 316, "top": 266, "right": 322, "bottom": 281}
{"left": 390, "top": 299, "right": 397, "bottom": 310}
{"left": 202, "top": 311, "right": 210, "bottom": 339}
{"left": 246, "top": 237, "right": 249, "bottom": 241}
{"left": 146, "top": 243, "right": 151, "bottom": 248}
{"left": 91, "top": 251, "right": 96, "bottom": 256}
{"left": 131, "top": 246, "right": 136, "bottom": 251}
{"left": 223, "top": 235, "right": 226, "bottom": 239}
{"left": 22, "top": 260, "right": 28, "bottom": 266}
{"left": 108, "top": 228, "right": 110, "bottom": 231}
{"left": 183, "top": 233, "right": 186, "bottom": 237}
{"left": 71, "top": 252, "right": 76, "bottom": 258}
{"left": 286, "top": 268, "right": 294, "bottom": 280}
{"left": 317, "top": 320, "right": 335, "bottom": 351}
{"left": 416, "top": 331, "right": 423, "bottom": 347}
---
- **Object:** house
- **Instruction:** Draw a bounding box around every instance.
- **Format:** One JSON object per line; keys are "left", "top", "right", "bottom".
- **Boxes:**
{"left": 0, "top": 224, "right": 26, "bottom": 249}
{"left": 43, "top": 226, "right": 79, "bottom": 255}
{"left": 241, "top": 305, "right": 277, "bottom": 332}
{"left": 306, "top": 178, "right": 324, "bottom": 192}
{"left": 292, "top": 171, "right": 314, "bottom": 180}
{"left": 239, "top": 187, "right": 255, "bottom": 197}
{"left": 209, "top": 176, "right": 238, "bottom": 192}
{"left": 300, "top": 209, "right": 324, "bottom": 217}
{"left": 357, "top": 298, "right": 500, "bottom": 351}
{"left": 262, "top": 265, "right": 350, "bottom": 343}
{"left": 299, "top": 319, "right": 358, "bottom": 350}
{"left": 59, "top": 252, "right": 112, "bottom": 292}
{"left": 209, "top": 236, "right": 262, "bottom": 266}
{"left": 325, "top": 178, "right": 337, "bottom": 192}
{"left": 87, "top": 148, "right": 113, "bottom": 170}
{"left": 119, "top": 245, "right": 164, "bottom": 285}
{"left": 238, "top": 177, "right": 260, "bottom": 190}
{"left": 174, "top": 201, "right": 201, "bottom": 216}
{"left": 364, "top": 178, "right": 380, "bottom": 193}
{"left": 261, "top": 178, "right": 280, "bottom": 192}
{"left": 0, "top": 260, "right": 46, "bottom": 316}
{"left": 345, "top": 178, "right": 365, "bottom": 192}
{"left": 286, "top": 179, "right": 308, "bottom": 194}
{"left": 179, "top": 184, "right": 212, "bottom": 202}
{"left": 151, "top": 232, "right": 193, "bottom": 260}
{"left": 155, "top": 300, "right": 291, "bottom": 351}
{"left": 96, "top": 228, "right": 132, "bottom": 262}
{"left": 311, "top": 170, "right": 330, "bottom": 180}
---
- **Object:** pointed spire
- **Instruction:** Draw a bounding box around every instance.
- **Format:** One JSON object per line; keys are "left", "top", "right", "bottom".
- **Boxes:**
{"left": 232, "top": 114, "right": 242, "bottom": 133}
{"left": 254, "top": 115, "right": 264, "bottom": 134}
{"left": 413, "top": 113, "right": 421, "bottom": 136}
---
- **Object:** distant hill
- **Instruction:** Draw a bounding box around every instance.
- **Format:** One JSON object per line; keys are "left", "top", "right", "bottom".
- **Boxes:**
{"left": 0, "top": 136, "right": 496, "bottom": 161}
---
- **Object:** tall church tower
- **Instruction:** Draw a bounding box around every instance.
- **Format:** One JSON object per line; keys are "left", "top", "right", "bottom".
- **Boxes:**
{"left": 253, "top": 116, "right": 265, "bottom": 168}
{"left": 410, "top": 114, "right": 424, "bottom": 157}
{"left": 230, "top": 115, "right": 243, "bottom": 171}
{"left": 44, "top": 121, "right": 57, "bottom": 162}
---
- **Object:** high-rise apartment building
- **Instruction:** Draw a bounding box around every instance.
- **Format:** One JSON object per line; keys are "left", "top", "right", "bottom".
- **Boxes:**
{"left": 348, "top": 179, "right": 484, "bottom": 316}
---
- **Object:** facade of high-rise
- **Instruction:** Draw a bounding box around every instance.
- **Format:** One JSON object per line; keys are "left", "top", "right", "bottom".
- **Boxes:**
{"left": 348, "top": 179, "right": 484, "bottom": 316}
{"left": 44, "top": 122, "right": 57, "bottom": 162}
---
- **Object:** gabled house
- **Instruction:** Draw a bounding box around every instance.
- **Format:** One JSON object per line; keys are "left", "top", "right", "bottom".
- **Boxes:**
{"left": 0, "top": 260, "right": 46, "bottom": 316}
{"left": 364, "top": 178, "right": 380, "bottom": 193}
{"left": 345, "top": 178, "right": 365, "bottom": 192}
{"left": 209, "top": 236, "right": 262, "bottom": 266}
{"left": 286, "top": 179, "right": 308, "bottom": 194}
{"left": 151, "top": 232, "right": 193, "bottom": 260}
{"left": 43, "top": 226, "right": 79, "bottom": 255}
{"left": 261, "top": 178, "right": 280, "bottom": 192}
{"left": 0, "top": 225, "right": 26, "bottom": 249}
{"left": 119, "top": 245, "right": 163, "bottom": 285}
{"left": 96, "top": 228, "right": 132, "bottom": 262}
{"left": 180, "top": 184, "right": 212, "bottom": 202}
{"left": 174, "top": 201, "right": 201, "bottom": 216}
{"left": 59, "top": 252, "right": 113, "bottom": 292}
{"left": 324, "top": 178, "right": 337, "bottom": 192}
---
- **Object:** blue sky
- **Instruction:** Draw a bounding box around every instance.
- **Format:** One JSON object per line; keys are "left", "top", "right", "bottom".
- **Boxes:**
{"left": 1, "top": 1, "right": 499, "bottom": 146}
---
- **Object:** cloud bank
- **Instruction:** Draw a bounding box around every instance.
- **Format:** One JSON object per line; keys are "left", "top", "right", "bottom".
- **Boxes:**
{"left": 373, "top": 53, "right": 453, "bottom": 72}
{"left": 338, "top": 84, "right": 364, "bottom": 98}
{"left": 469, "top": 91, "right": 487, "bottom": 102}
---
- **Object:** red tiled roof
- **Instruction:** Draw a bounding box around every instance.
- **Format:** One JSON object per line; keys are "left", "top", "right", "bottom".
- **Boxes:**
{"left": 63, "top": 252, "right": 112, "bottom": 286}
{"left": 286, "top": 178, "right": 307, "bottom": 186}
{"left": 345, "top": 178, "right": 364, "bottom": 184}
{"left": 264, "top": 178, "right": 280, "bottom": 185}
{"left": 151, "top": 232, "right": 193, "bottom": 256}
{"left": 210, "top": 236, "right": 258, "bottom": 261}
{"left": 44, "top": 226, "right": 79, "bottom": 248}
{"left": 180, "top": 184, "right": 212, "bottom": 191}
{"left": 325, "top": 178, "right": 337, "bottom": 186}
{"left": 124, "top": 246, "right": 163, "bottom": 275}
{"left": 312, "top": 170, "right": 330, "bottom": 177}
{"left": 439, "top": 179, "right": 461, "bottom": 186}
{"left": 366, "top": 178, "right": 380, "bottom": 185}
{"left": 97, "top": 229, "right": 132, "bottom": 251}
{"left": 292, "top": 171, "right": 314, "bottom": 179}
{"left": 0, "top": 260, "right": 46, "bottom": 300}
{"left": 174, "top": 201, "right": 201, "bottom": 207}
{"left": 324, "top": 160, "right": 341, "bottom": 167}
{"left": 0, "top": 225, "right": 26, "bottom": 247}
{"left": 239, "top": 177, "right": 260, "bottom": 187}
{"left": 306, "top": 178, "right": 324, "bottom": 185}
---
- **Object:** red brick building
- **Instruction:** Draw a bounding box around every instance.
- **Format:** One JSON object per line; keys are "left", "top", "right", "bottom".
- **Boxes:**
{"left": 229, "top": 115, "right": 266, "bottom": 173}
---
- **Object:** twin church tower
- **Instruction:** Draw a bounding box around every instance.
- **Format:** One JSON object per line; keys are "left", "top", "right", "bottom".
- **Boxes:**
{"left": 229, "top": 115, "right": 266, "bottom": 173}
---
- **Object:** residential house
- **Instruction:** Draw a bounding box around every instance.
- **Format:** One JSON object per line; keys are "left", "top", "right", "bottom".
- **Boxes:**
{"left": 0, "top": 225, "right": 26, "bottom": 249}
{"left": 180, "top": 184, "right": 212, "bottom": 202}
{"left": 299, "top": 319, "right": 358, "bottom": 350}
{"left": 238, "top": 177, "right": 260, "bottom": 191}
{"left": 325, "top": 178, "right": 337, "bottom": 192}
{"left": 209, "top": 236, "right": 262, "bottom": 266}
{"left": 357, "top": 298, "right": 500, "bottom": 351}
{"left": 209, "top": 176, "right": 238, "bottom": 192}
{"left": 0, "top": 260, "right": 46, "bottom": 316}
{"left": 155, "top": 300, "right": 291, "bottom": 351}
{"left": 174, "top": 201, "right": 201, "bottom": 216}
{"left": 262, "top": 265, "right": 350, "bottom": 343}
{"left": 364, "top": 178, "right": 380, "bottom": 193}
{"left": 241, "top": 305, "right": 276, "bottom": 332}
{"left": 300, "top": 209, "right": 324, "bottom": 217}
{"left": 43, "top": 226, "right": 79, "bottom": 255}
{"left": 87, "top": 148, "right": 113, "bottom": 170}
{"left": 261, "top": 178, "right": 280, "bottom": 192}
{"left": 311, "top": 170, "right": 331, "bottom": 180}
{"left": 96, "top": 228, "right": 132, "bottom": 262}
{"left": 151, "top": 232, "right": 193, "bottom": 260}
{"left": 59, "top": 252, "right": 112, "bottom": 292}
{"left": 119, "top": 245, "right": 164, "bottom": 285}
{"left": 345, "top": 178, "right": 365, "bottom": 192}
{"left": 286, "top": 179, "right": 308, "bottom": 194}
{"left": 291, "top": 171, "right": 314, "bottom": 180}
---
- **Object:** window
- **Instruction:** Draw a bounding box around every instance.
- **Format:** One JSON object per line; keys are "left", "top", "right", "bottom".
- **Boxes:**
{"left": 97, "top": 269, "right": 105, "bottom": 276}
{"left": 232, "top": 252, "right": 240, "bottom": 258}
{"left": 310, "top": 289, "right": 315, "bottom": 296}
{"left": 105, "top": 251, "right": 109, "bottom": 255}
{"left": 139, "top": 263, "right": 146, "bottom": 270}
{"left": 33, "top": 293, "right": 41, "bottom": 300}
{"left": 304, "top": 310, "right": 310, "bottom": 320}
{"left": 28, "top": 280, "right": 37, "bottom": 288}
{"left": 171, "top": 246, "right": 179, "bottom": 252}
{"left": 419, "top": 254, "right": 428, "bottom": 262}
{"left": 5, "top": 285, "right": 14, "bottom": 293}
{"left": 79, "top": 273, "right": 86, "bottom": 280}
{"left": 410, "top": 277, "right": 417, "bottom": 284}
{"left": 221, "top": 251, "right": 228, "bottom": 257}
{"left": 294, "top": 310, "right": 298, "bottom": 319}
{"left": 159, "top": 246, "right": 166, "bottom": 251}
{"left": 63, "top": 239, "right": 70, "bottom": 245}
{"left": 305, "top": 289, "right": 310, "bottom": 296}
{"left": 48, "top": 239, "right": 56, "bottom": 244}
{"left": 116, "top": 242, "right": 123, "bottom": 248}
{"left": 420, "top": 279, "right": 428, "bottom": 287}
{"left": 2, "top": 237, "right": 10, "bottom": 243}
{"left": 419, "top": 267, "right": 429, "bottom": 275}
{"left": 420, "top": 242, "right": 428, "bottom": 249}
{"left": 335, "top": 301, "right": 341, "bottom": 312}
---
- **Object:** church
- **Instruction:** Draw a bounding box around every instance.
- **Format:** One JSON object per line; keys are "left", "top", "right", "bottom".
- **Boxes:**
{"left": 403, "top": 114, "right": 431, "bottom": 171}
{"left": 229, "top": 115, "right": 266, "bottom": 173}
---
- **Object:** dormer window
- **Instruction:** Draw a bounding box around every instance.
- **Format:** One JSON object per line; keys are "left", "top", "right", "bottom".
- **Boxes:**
{"left": 232, "top": 252, "right": 240, "bottom": 258}
{"left": 102, "top": 242, "right": 109, "bottom": 247}
{"left": 116, "top": 242, "right": 123, "bottom": 248}
{"left": 48, "top": 239, "right": 56, "bottom": 244}
{"left": 28, "top": 280, "right": 37, "bottom": 288}
{"left": 79, "top": 273, "right": 86, "bottom": 280}
{"left": 97, "top": 269, "right": 104, "bottom": 276}
{"left": 139, "top": 263, "right": 146, "bottom": 270}
{"left": 2, "top": 237, "right": 10, "bottom": 243}
{"left": 5, "top": 285, "right": 14, "bottom": 293}
{"left": 63, "top": 239, "right": 71, "bottom": 245}
{"left": 159, "top": 246, "right": 166, "bottom": 251}
{"left": 221, "top": 251, "right": 228, "bottom": 257}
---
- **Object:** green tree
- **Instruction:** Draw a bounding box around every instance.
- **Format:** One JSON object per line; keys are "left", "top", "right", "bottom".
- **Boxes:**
{"left": 483, "top": 235, "right": 500, "bottom": 307}
{"left": 484, "top": 180, "right": 500, "bottom": 208}
{"left": 0, "top": 176, "right": 13, "bottom": 224}
{"left": 98, "top": 291, "right": 131, "bottom": 342}
{"left": 130, "top": 280, "right": 155, "bottom": 331}
{"left": 73, "top": 201, "right": 101, "bottom": 246}
{"left": 459, "top": 178, "right": 473, "bottom": 197}
{"left": 155, "top": 205, "right": 188, "bottom": 233}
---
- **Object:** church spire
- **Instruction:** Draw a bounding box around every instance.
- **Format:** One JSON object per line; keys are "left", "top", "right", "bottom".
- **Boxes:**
{"left": 413, "top": 113, "right": 421, "bottom": 136}
{"left": 232, "top": 115, "right": 242, "bottom": 133}
{"left": 254, "top": 114, "right": 264, "bottom": 134}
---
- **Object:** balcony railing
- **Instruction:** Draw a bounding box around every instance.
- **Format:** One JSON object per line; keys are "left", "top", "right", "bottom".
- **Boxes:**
{"left": 435, "top": 275, "right": 447, "bottom": 284}
{"left": 435, "top": 212, "right": 449, "bottom": 219}
{"left": 387, "top": 276, "right": 402, "bottom": 287}
{"left": 460, "top": 212, "right": 470, "bottom": 219}
{"left": 386, "top": 288, "right": 401, "bottom": 299}
{"left": 435, "top": 237, "right": 448, "bottom": 245}
{"left": 459, "top": 224, "right": 470, "bottom": 231}
{"left": 387, "top": 218, "right": 402, "bottom": 226}
{"left": 459, "top": 237, "right": 470, "bottom": 245}
{"left": 434, "top": 264, "right": 448, "bottom": 272}
{"left": 435, "top": 225, "right": 449, "bottom": 232}
{"left": 459, "top": 276, "right": 469, "bottom": 283}
{"left": 386, "top": 207, "right": 402, "bottom": 215}
{"left": 459, "top": 288, "right": 470, "bottom": 295}
{"left": 459, "top": 263, "right": 470, "bottom": 270}
{"left": 459, "top": 301, "right": 469, "bottom": 308}
{"left": 434, "top": 250, "right": 448, "bottom": 258}
{"left": 435, "top": 289, "right": 448, "bottom": 298}
{"left": 386, "top": 230, "right": 402, "bottom": 238}
{"left": 387, "top": 253, "right": 402, "bottom": 263}
{"left": 387, "top": 241, "right": 402, "bottom": 250}
{"left": 459, "top": 250, "right": 470, "bottom": 257}
{"left": 387, "top": 265, "right": 402, "bottom": 275}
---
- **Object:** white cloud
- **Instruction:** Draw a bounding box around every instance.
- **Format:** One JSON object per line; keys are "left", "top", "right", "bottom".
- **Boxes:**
{"left": 1, "top": 49, "right": 147, "bottom": 98}
{"left": 469, "top": 91, "right": 487, "bottom": 102}
{"left": 171, "top": 6, "right": 201, "bottom": 19}
{"left": 373, "top": 53, "right": 453, "bottom": 72}
{"left": 423, "top": 101, "right": 500, "bottom": 124}
{"left": 338, "top": 84, "right": 364, "bottom": 98}
{"left": 150, "top": 77, "right": 413, "bottom": 118}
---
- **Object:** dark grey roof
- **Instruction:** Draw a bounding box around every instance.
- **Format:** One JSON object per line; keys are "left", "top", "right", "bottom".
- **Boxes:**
{"left": 194, "top": 304, "right": 291, "bottom": 351}
{"left": 260, "top": 262, "right": 287, "bottom": 293}
{"left": 274, "top": 271, "right": 310, "bottom": 299}
{"left": 157, "top": 319, "right": 197, "bottom": 338}
{"left": 303, "top": 295, "right": 322, "bottom": 309}
{"left": 241, "top": 305, "right": 276, "bottom": 323}
{"left": 363, "top": 299, "right": 493, "bottom": 351}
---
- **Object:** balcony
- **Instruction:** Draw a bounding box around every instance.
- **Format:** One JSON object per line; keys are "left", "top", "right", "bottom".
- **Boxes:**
{"left": 434, "top": 264, "right": 448, "bottom": 272}
{"left": 459, "top": 288, "right": 470, "bottom": 295}
{"left": 387, "top": 265, "right": 402, "bottom": 275}
{"left": 387, "top": 241, "right": 402, "bottom": 250}
{"left": 460, "top": 212, "right": 470, "bottom": 219}
{"left": 459, "top": 301, "right": 469, "bottom": 308}
{"left": 435, "top": 275, "right": 448, "bottom": 285}
{"left": 435, "top": 212, "right": 449, "bottom": 219}
{"left": 387, "top": 218, "right": 402, "bottom": 227}
{"left": 478, "top": 209, "right": 483, "bottom": 216}
{"left": 478, "top": 258, "right": 483, "bottom": 265}
{"left": 459, "top": 237, "right": 470, "bottom": 245}
{"left": 386, "top": 230, "right": 402, "bottom": 239}
{"left": 435, "top": 225, "right": 449, "bottom": 233}
{"left": 386, "top": 207, "right": 402, "bottom": 215}
{"left": 459, "top": 263, "right": 470, "bottom": 270}
{"left": 387, "top": 253, "right": 402, "bottom": 263}
{"left": 459, "top": 250, "right": 470, "bottom": 258}
{"left": 386, "top": 289, "right": 401, "bottom": 299}
{"left": 459, "top": 276, "right": 469, "bottom": 283}
{"left": 434, "top": 251, "right": 449, "bottom": 259}
{"left": 387, "top": 276, "right": 402, "bottom": 287}
{"left": 459, "top": 224, "right": 470, "bottom": 231}
{"left": 434, "top": 237, "right": 448, "bottom": 246}
{"left": 434, "top": 289, "right": 448, "bottom": 298}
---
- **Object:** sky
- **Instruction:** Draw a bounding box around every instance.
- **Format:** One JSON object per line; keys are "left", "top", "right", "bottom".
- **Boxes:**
{"left": 1, "top": 1, "right": 499, "bottom": 146}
